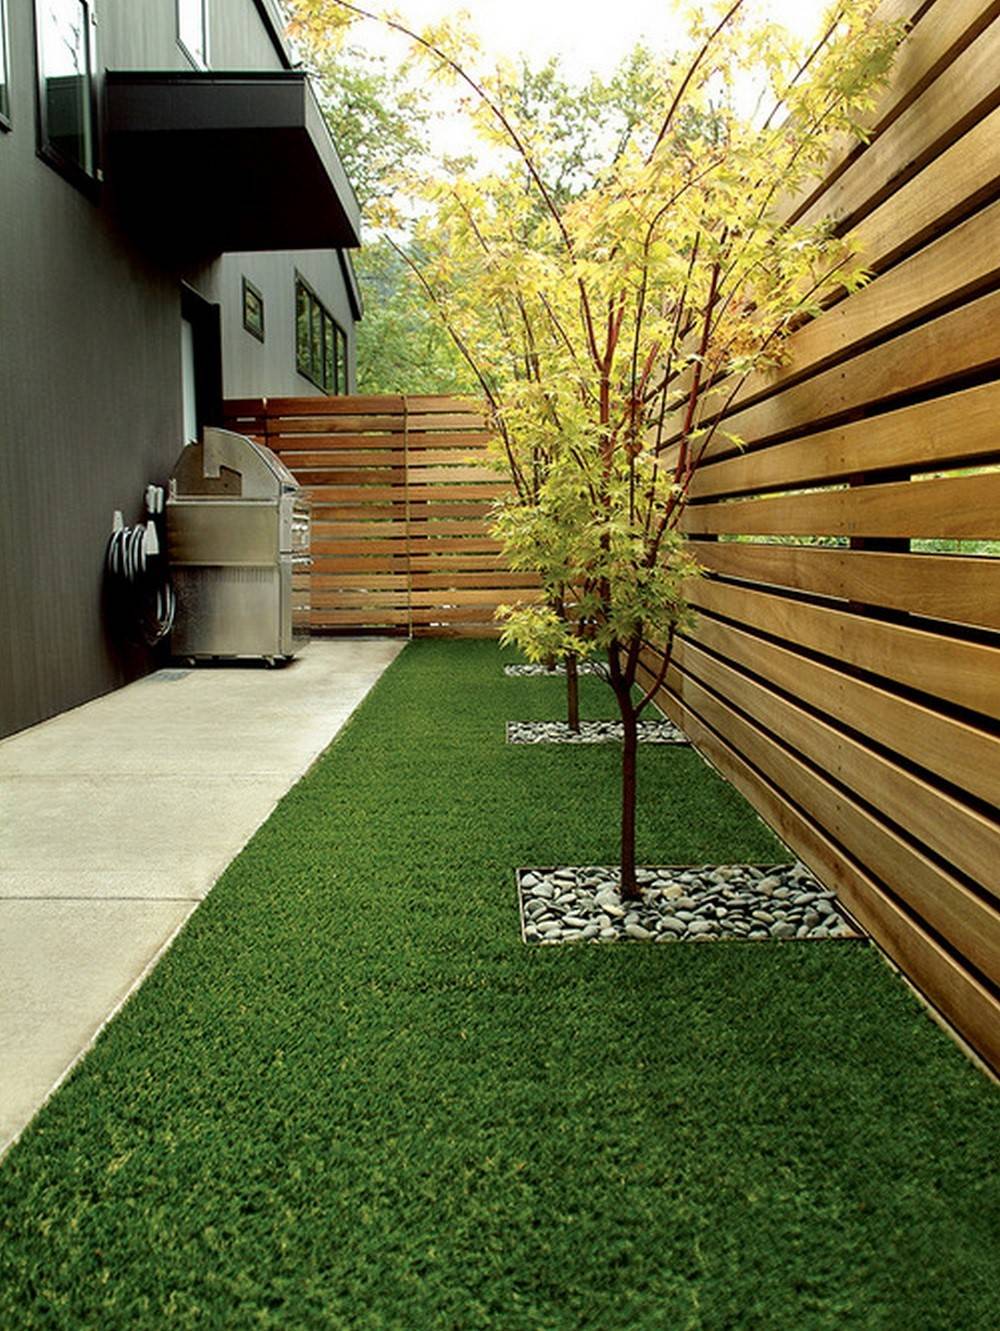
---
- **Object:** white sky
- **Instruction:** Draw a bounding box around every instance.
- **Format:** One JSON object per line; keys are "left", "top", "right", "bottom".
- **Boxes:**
{"left": 347, "top": 0, "right": 836, "bottom": 162}
{"left": 367, "top": 1, "right": 833, "bottom": 79}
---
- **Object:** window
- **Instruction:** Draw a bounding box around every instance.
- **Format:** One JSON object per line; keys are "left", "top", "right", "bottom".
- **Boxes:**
{"left": 35, "top": 0, "right": 98, "bottom": 183}
{"left": 335, "top": 324, "right": 347, "bottom": 394}
{"left": 1, "top": 0, "right": 11, "bottom": 129}
{"left": 295, "top": 277, "right": 345, "bottom": 394}
{"left": 242, "top": 277, "right": 265, "bottom": 342}
{"left": 177, "top": 0, "right": 207, "bottom": 70}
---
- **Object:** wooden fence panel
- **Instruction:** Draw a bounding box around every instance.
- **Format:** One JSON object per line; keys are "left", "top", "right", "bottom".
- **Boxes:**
{"left": 223, "top": 393, "right": 530, "bottom": 637}
{"left": 642, "top": 0, "right": 1000, "bottom": 1073}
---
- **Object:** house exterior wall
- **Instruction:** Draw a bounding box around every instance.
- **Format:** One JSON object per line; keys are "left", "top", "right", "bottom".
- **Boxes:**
{"left": 0, "top": 0, "right": 359, "bottom": 739}
{"left": 217, "top": 249, "right": 357, "bottom": 399}
{"left": 100, "top": 1, "right": 285, "bottom": 73}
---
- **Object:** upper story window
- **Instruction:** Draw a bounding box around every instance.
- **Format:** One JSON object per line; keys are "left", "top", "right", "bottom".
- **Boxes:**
{"left": 242, "top": 277, "right": 265, "bottom": 343}
{"left": 1, "top": 0, "right": 11, "bottom": 129}
{"left": 35, "top": 0, "right": 99, "bottom": 184}
{"left": 296, "top": 278, "right": 346, "bottom": 395}
{"left": 177, "top": 0, "right": 208, "bottom": 71}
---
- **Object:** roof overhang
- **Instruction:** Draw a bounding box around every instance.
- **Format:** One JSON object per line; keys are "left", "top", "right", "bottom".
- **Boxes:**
{"left": 105, "top": 72, "right": 361, "bottom": 257}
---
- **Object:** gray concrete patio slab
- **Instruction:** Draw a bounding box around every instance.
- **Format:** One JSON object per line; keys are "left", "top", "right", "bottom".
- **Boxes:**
{"left": 0, "top": 639, "right": 404, "bottom": 1157}
{"left": 0, "top": 899, "right": 194, "bottom": 1150}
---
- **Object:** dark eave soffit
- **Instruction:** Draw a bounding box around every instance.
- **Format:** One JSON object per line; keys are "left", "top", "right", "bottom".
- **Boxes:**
{"left": 105, "top": 72, "right": 361, "bottom": 258}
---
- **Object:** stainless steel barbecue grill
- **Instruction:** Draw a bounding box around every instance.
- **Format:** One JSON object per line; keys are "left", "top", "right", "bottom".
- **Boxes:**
{"left": 166, "top": 428, "right": 310, "bottom": 662}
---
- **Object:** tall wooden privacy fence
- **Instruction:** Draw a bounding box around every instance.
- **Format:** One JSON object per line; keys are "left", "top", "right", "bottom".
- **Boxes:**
{"left": 640, "top": 0, "right": 1000, "bottom": 1072}
{"left": 223, "top": 394, "right": 537, "bottom": 635}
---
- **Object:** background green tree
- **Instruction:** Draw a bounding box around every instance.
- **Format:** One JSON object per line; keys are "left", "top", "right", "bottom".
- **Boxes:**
{"left": 288, "top": 2, "right": 690, "bottom": 396}
{"left": 287, "top": 2, "right": 473, "bottom": 392}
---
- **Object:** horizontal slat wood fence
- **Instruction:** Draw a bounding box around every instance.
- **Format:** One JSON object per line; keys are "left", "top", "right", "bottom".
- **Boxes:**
{"left": 222, "top": 394, "right": 535, "bottom": 635}
{"left": 639, "top": 0, "right": 1000, "bottom": 1073}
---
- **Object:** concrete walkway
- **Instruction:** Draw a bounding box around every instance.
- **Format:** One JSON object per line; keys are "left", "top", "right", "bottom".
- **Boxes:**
{"left": 0, "top": 640, "right": 405, "bottom": 1157}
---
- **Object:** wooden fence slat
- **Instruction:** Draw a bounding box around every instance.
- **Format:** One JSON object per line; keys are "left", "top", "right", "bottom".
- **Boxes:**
{"left": 312, "top": 504, "right": 493, "bottom": 522}
{"left": 316, "top": 521, "right": 408, "bottom": 537}
{"left": 261, "top": 414, "right": 487, "bottom": 437}
{"left": 304, "top": 485, "right": 506, "bottom": 504}
{"left": 292, "top": 468, "right": 404, "bottom": 486}
{"left": 407, "top": 554, "right": 510, "bottom": 571}
{"left": 682, "top": 611, "right": 1000, "bottom": 809}
{"left": 850, "top": 100, "right": 1000, "bottom": 273}
{"left": 797, "top": 17, "right": 1000, "bottom": 236}
{"left": 312, "top": 590, "right": 412, "bottom": 609}
{"left": 689, "top": 577, "right": 1000, "bottom": 721}
{"left": 667, "top": 658, "right": 1000, "bottom": 984}
{"left": 310, "top": 608, "right": 412, "bottom": 626}
{"left": 260, "top": 395, "right": 407, "bottom": 415}
{"left": 315, "top": 557, "right": 407, "bottom": 574}
{"left": 407, "top": 588, "right": 542, "bottom": 609}
{"left": 404, "top": 466, "right": 503, "bottom": 484}
{"left": 696, "top": 197, "right": 1000, "bottom": 426}
{"left": 777, "top": 0, "right": 998, "bottom": 225}
{"left": 669, "top": 284, "right": 1000, "bottom": 448}
{"left": 685, "top": 379, "right": 1000, "bottom": 493}
{"left": 409, "top": 605, "right": 514, "bottom": 625}
{"left": 410, "top": 573, "right": 537, "bottom": 590}
{"left": 420, "top": 624, "right": 504, "bottom": 638}
{"left": 284, "top": 452, "right": 404, "bottom": 469}
{"left": 312, "top": 572, "right": 536, "bottom": 592}
{"left": 312, "top": 574, "right": 411, "bottom": 591}
{"left": 689, "top": 543, "right": 1000, "bottom": 631}
{"left": 684, "top": 470, "right": 1000, "bottom": 539}
{"left": 312, "top": 507, "right": 404, "bottom": 523}
{"left": 674, "top": 638, "right": 1000, "bottom": 902}
{"left": 309, "top": 538, "right": 503, "bottom": 556}
{"left": 265, "top": 432, "right": 491, "bottom": 452}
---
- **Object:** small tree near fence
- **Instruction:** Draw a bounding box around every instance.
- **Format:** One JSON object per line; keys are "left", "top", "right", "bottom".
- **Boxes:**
{"left": 302, "top": 0, "right": 902, "bottom": 897}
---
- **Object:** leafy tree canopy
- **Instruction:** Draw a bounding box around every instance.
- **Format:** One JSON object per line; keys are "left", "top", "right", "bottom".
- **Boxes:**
{"left": 286, "top": 0, "right": 904, "bottom": 892}
{"left": 286, "top": 1, "right": 709, "bottom": 395}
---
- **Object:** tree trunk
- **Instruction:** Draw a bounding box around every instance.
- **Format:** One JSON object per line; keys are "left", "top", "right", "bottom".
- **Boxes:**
{"left": 565, "top": 651, "right": 580, "bottom": 732}
{"left": 617, "top": 690, "right": 640, "bottom": 900}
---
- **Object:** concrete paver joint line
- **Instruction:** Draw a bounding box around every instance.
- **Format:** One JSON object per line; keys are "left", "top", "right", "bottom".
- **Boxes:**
{"left": 0, "top": 640, "right": 405, "bottom": 1159}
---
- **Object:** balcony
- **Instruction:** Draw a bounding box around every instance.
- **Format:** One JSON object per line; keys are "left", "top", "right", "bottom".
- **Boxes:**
{"left": 105, "top": 71, "right": 361, "bottom": 257}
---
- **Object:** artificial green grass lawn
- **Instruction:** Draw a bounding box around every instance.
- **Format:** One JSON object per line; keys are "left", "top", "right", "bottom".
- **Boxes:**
{"left": 1, "top": 641, "right": 998, "bottom": 1330}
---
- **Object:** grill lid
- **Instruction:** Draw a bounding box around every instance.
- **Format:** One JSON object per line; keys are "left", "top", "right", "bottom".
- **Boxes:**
{"left": 169, "top": 428, "right": 299, "bottom": 501}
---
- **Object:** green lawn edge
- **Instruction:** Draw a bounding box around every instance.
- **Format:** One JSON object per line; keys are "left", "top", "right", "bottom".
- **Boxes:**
{"left": 1, "top": 640, "right": 997, "bottom": 1330}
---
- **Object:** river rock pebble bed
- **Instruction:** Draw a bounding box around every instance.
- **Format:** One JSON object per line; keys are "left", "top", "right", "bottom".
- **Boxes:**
{"left": 518, "top": 863, "right": 860, "bottom": 943}
{"left": 504, "top": 663, "right": 605, "bottom": 677}
{"left": 507, "top": 719, "right": 687, "bottom": 745}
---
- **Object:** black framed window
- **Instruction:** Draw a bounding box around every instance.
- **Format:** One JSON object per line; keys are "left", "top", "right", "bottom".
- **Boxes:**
{"left": 1, "top": 0, "right": 11, "bottom": 130}
{"left": 322, "top": 311, "right": 335, "bottom": 391}
{"left": 295, "top": 277, "right": 345, "bottom": 394}
{"left": 177, "top": 0, "right": 207, "bottom": 71}
{"left": 310, "top": 299, "right": 322, "bottom": 382}
{"left": 35, "top": 0, "right": 99, "bottom": 185}
{"left": 242, "top": 277, "right": 265, "bottom": 342}
{"left": 335, "top": 324, "right": 347, "bottom": 394}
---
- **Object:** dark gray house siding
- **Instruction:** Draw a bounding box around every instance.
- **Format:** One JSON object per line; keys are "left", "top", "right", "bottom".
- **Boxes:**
{"left": 218, "top": 248, "right": 359, "bottom": 398}
{"left": 102, "top": 1, "right": 288, "bottom": 73}
{"left": 0, "top": 0, "right": 360, "bottom": 739}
